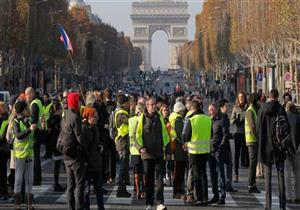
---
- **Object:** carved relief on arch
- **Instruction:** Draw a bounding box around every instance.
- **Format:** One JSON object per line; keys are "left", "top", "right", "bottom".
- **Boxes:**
{"left": 134, "top": 27, "right": 148, "bottom": 37}
{"left": 149, "top": 25, "right": 171, "bottom": 38}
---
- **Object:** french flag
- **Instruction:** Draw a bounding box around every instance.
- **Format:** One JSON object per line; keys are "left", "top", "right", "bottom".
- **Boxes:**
{"left": 58, "top": 25, "right": 73, "bottom": 54}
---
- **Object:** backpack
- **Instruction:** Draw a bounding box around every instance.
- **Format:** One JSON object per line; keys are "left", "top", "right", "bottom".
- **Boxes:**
{"left": 273, "top": 114, "right": 291, "bottom": 151}
{"left": 108, "top": 110, "right": 117, "bottom": 140}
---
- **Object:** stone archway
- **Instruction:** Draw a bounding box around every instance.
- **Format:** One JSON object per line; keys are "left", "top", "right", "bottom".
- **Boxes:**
{"left": 131, "top": 0, "right": 190, "bottom": 71}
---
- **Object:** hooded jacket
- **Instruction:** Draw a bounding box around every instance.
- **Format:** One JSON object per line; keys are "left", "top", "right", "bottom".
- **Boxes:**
{"left": 257, "top": 100, "right": 286, "bottom": 164}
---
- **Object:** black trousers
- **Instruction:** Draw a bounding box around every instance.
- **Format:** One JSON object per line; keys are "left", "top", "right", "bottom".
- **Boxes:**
{"left": 189, "top": 154, "right": 208, "bottom": 202}
{"left": 117, "top": 149, "right": 129, "bottom": 190}
{"left": 84, "top": 171, "right": 104, "bottom": 210}
{"left": 143, "top": 159, "right": 164, "bottom": 206}
{"left": 264, "top": 160, "right": 286, "bottom": 209}
{"left": 0, "top": 147, "right": 9, "bottom": 195}
{"left": 248, "top": 144, "right": 258, "bottom": 187}
{"left": 173, "top": 161, "right": 186, "bottom": 195}
{"left": 65, "top": 159, "right": 85, "bottom": 210}
{"left": 33, "top": 130, "right": 43, "bottom": 185}
{"left": 209, "top": 151, "right": 226, "bottom": 200}
{"left": 234, "top": 133, "right": 249, "bottom": 176}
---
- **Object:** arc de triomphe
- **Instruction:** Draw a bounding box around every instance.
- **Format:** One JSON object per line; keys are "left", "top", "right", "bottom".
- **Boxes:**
{"left": 131, "top": 0, "right": 190, "bottom": 71}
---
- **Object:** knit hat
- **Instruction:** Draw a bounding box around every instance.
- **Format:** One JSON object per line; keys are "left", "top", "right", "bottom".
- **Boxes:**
{"left": 67, "top": 92, "right": 80, "bottom": 112}
{"left": 15, "top": 101, "right": 28, "bottom": 114}
{"left": 173, "top": 102, "right": 185, "bottom": 113}
{"left": 86, "top": 93, "right": 96, "bottom": 105}
{"left": 118, "top": 95, "right": 129, "bottom": 105}
{"left": 82, "top": 107, "right": 96, "bottom": 119}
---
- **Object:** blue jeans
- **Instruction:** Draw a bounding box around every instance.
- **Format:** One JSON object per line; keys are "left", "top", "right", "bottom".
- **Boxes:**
{"left": 209, "top": 150, "right": 226, "bottom": 200}
{"left": 84, "top": 171, "right": 104, "bottom": 210}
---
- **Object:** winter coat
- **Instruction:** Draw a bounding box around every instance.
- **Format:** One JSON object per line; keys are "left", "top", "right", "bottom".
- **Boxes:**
{"left": 230, "top": 104, "right": 247, "bottom": 134}
{"left": 173, "top": 116, "right": 187, "bottom": 161}
{"left": 286, "top": 109, "right": 300, "bottom": 154}
{"left": 60, "top": 109, "right": 85, "bottom": 161}
{"left": 82, "top": 123, "right": 102, "bottom": 172}
{"left": 257, "top": 100, "right": 286, "bottom": 165}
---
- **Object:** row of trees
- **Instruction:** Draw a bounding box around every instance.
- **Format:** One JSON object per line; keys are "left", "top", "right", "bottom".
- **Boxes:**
{"left": 179, "top": 0, "right": 300, "bottom": 100}
{"left": 0, "top": 0, "right": 142, "bottom": 93}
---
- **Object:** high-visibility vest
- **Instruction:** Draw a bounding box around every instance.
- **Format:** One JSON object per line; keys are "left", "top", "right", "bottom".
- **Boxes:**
{"left": 128, "top": 116, "right": 139, "bottom": 155}
{"left": 245, "top": 105, "right": 257, "bottom": 143}
{"left": 114, "top": 109, "right": 129, "bottom": 143}
{"left": 169, "top": 112, "right": 181, "bottom": 142}
{"left": 187, "top": 114, "right": 212, "bottom": 154}
{"left": 13, "top": 119, "right": 34, "bottom": 158}
{"left": 0, "top": 119, "right": 8, "bottom": 141}
{"left": 30, "top": 98, "right": 43, "bottom": 129}
{"left": 43, "top": 101, "right": 53, "bottom": 129}
{"left": 186, "top": 111, "right": 193, "bottom": 118}
{"left": 135, "top": 113, "right": 170, "bottom": 150}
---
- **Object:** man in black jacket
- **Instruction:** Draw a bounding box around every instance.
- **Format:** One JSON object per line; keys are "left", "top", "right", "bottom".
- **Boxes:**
{"left": 257, "top": 89, "right": 286, "bottom": 210}
{"left": 61, "top": 92, "right": 86, "bottom": 210}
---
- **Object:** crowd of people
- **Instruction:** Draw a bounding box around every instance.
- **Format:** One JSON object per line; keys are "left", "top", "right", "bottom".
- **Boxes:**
{"left": 0, "top": 86, "right": 299, "bottom": 210}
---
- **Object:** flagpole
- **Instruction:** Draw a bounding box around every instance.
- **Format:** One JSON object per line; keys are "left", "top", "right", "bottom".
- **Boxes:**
{"left": 67, "top": 51, "right": 85, "bottom": 104}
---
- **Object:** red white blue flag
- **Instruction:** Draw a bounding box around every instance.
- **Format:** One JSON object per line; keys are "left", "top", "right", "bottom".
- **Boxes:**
{"left": 58, "top": 25, "right": 73, "bottom": 54}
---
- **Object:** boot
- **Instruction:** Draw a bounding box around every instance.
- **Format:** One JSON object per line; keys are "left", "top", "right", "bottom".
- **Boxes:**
{"left": 134, "top": 174, "right": 141, "bottom": 199}
{"left": 27, "top": 193, "right": 34, "bottom": 210}
{"left": 14, "top": 193, "right": 21, "bottom": 210}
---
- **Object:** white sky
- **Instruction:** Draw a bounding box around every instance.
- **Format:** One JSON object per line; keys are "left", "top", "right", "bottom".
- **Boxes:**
{"left": 85, "top": 0, "right": 203, "bottom": 69}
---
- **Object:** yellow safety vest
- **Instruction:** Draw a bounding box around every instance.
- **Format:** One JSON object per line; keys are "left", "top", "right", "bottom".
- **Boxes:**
{"left": 135, "top": 113, "right": 170, "bottom": 151}
{"left": 30, "top": 98, "right": 43, "bottom": 129}
{"left": 128, "top": 116, "right": 139, "bottom": 155}
{"left": 114, "top": 109, "right": 129, "bottom": 143}
{"left": 188, "top": 114, "right": 212, "bottom": 154}
{"left": 13, "top": 119, "right": 34, "bottom": 158}
{"left": 245, "top": 105, "right": 257, "bottom": 143}
{"left": 0, "top": 119, "right": 8, "bottom": 141}
{"left": 169, "top": 112, "right": 181, "bottom": 142}
{"left": 43, "top": 101, "right": 53, "bottom": 129}
{"left": 186, "top": 110, "right": 193, "bottom": 118}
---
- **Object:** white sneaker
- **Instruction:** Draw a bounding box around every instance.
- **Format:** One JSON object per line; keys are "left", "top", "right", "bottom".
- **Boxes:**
{"left": 146, "top": 205, "right": 152, "bottom": 210}
{"left": 156, "top": 204, "right": 167, "bottom": 210}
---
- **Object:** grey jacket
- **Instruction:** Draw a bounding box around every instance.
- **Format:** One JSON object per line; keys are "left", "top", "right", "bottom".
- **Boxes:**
{"left": 230, "top": 104, "right": 247, "bottom": 134}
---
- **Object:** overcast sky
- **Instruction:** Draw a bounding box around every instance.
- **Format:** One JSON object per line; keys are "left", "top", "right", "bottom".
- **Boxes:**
{"left": 85, "top": 0, "right": 203, "bottom": 69}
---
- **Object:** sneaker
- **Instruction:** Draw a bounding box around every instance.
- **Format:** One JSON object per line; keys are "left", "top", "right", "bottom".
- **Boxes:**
{"left": 156, "top": 204, "right": 167, "bottom": 210}
{"left": 208, "top": 196, "right": 219, "bottom": 204}
{"left": 217, "top": 199, "right": 225, "bottom": 205}
{"left": 248, "top": 187, "right": 261, "bottom": 194}
{"left": 116, "top": 190, "right": 131, "bottom": 198}
{"left": 145, "top": 205, "right": 152, "bottom": 210}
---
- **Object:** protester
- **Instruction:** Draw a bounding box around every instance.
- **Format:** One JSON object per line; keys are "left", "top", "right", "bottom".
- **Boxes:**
{"left": 257, "top": 89, "right": 287, "bottom": 210}
{"left": 230, "top": 92, "right": 248, "bottom": 182}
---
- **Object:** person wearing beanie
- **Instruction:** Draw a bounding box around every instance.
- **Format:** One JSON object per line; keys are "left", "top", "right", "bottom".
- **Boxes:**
{"left": 114, "top": 94, "right": 131, "bottom": 197}
{"left": 12, "top": 101, "right": 36, "bottom": 210}
{"left": 169, "top": 102, "right": 187, "bottom": 199}
{"left": 82, "top": 107, "right": 104, "bottom": 210}
{"left": 61, "top": 92, "right": 86, "bottom": 210}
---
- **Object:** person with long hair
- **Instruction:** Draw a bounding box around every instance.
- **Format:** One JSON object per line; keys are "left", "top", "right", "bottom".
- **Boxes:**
{"left": 230, "top": 92, "right": 248, "bottom": 182}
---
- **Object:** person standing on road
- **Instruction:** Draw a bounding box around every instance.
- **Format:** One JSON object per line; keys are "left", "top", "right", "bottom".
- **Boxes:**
{"left": 219, "top": 99, "right": 237, "bottom": 193}
{"left": 169, "top": 102, "right": 187, "bottom": 199}
{"left": 61, "top": 92, "right": 86, "bottom": 210}
{"left": 257, "top": 89, "right": 287, "bottom": 210}
{"left": 183, "top": 100, "right": 211, "bottom": 206}
{"left": 245, "top": 93, "right": 261, "bottom": 194}
{"left": 25, "top": 87, "right": 43, "bottom": 186}
{"left": 230, "top": 92, "right": 248, "bottom": 182}
{"left": 129, "top": 102, "right": 145, "bottom": 199}
{"left": 13, "top": 101, "right": 36, "bottom": 210}
{"left": 284, "top": 101, "right": 300, "bottom": 203}
{"left": 135, "top": 97, "right": 170, "bottom": 210}
{"left": 114, "top": 95, "right": 131, "bottom": 197}
{"left": 208, "top": 102, "right": 228, "bottom": 205}
{"left": 82, "top": 107, "right": 104, "bottom": 210}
